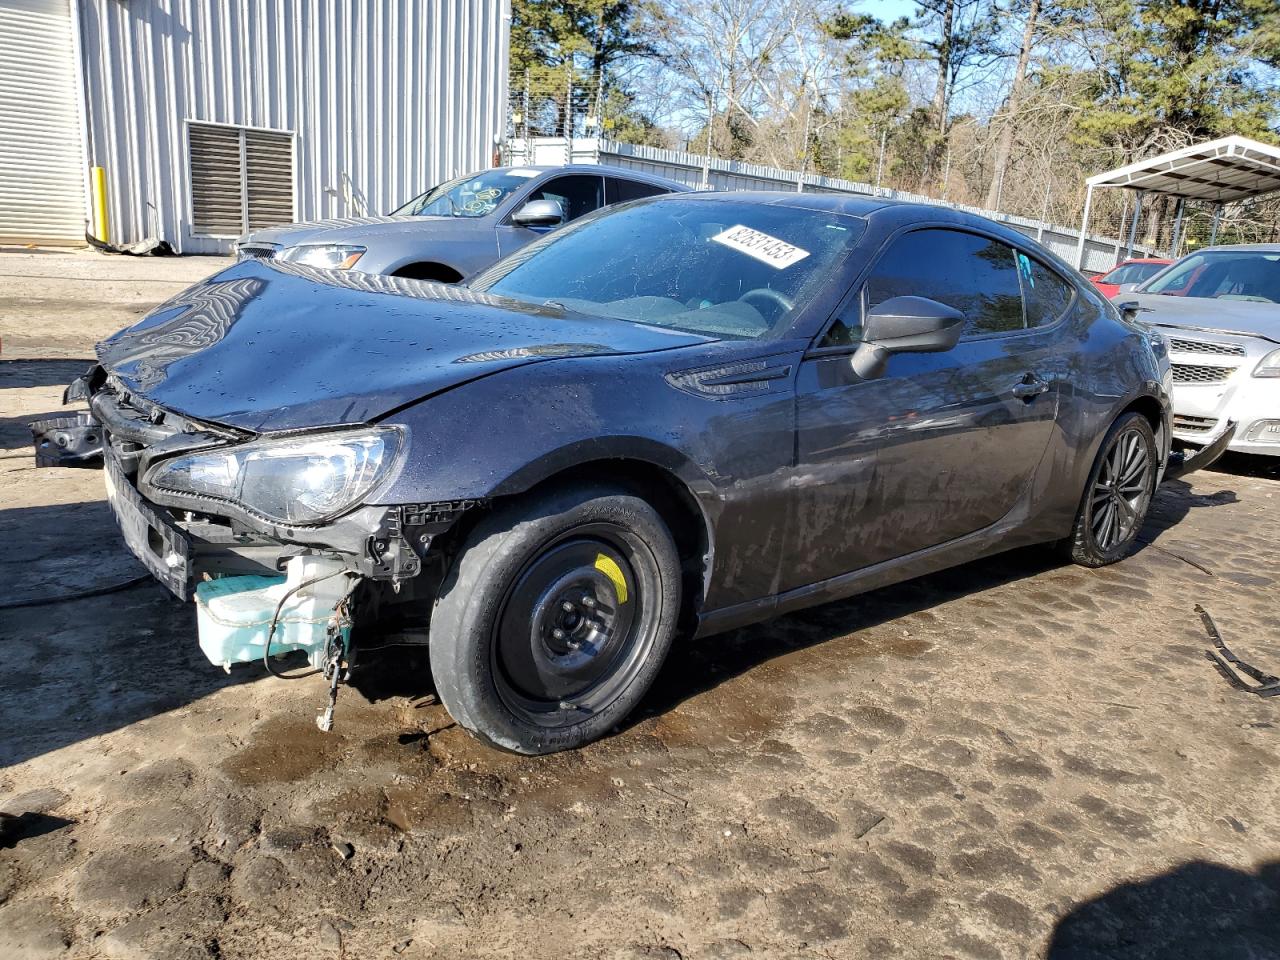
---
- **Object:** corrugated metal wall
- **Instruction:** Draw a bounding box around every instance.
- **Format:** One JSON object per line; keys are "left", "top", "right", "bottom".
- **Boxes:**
{"left": 0, "top": 0, "right": 88, "bottom": 243}
{"left": 78, "top": 0, "right": 510, "bottom": 254}
{"left": 508, "top": 137, "right": 1153, "bottom": 274}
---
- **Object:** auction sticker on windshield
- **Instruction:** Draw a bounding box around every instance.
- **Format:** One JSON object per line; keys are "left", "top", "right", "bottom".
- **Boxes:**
{"left": 711, "top": 225, "right": 810, "bottom": 269}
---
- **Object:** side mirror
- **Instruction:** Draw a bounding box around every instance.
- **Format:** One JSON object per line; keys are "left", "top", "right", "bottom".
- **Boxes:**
{"left": 1116, "top": 282, "right": 1139, "bottom": 294}
{"left": 511, "top": 199, "right": 565, "bottom": 228}
{"left": 851, "top": 296, "right": 965, "bottom": 380}
{"left": 1115, "top": 300, "right": 1143, "bottom": 322}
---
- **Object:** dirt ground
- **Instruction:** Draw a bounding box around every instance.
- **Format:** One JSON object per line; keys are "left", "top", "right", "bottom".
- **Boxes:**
{"left": 2, "top": 251, "right": 1279, "bottom": 960}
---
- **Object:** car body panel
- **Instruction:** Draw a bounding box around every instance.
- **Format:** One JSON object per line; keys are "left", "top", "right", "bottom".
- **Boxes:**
{"left": 94, "top": 259, "right": 714, "bottom": 433}
{"left": 788, "top": 330, "right": 1062, "bottom": 590}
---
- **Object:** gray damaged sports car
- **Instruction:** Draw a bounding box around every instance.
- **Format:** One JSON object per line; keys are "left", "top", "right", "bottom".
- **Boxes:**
{"left": 35, "top": 193, "right": 1213, "bottom": 754}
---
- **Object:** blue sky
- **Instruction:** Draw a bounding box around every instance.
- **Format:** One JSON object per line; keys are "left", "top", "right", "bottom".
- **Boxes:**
{"left": 864, "top": 0, "right": 922, "bottom": 21}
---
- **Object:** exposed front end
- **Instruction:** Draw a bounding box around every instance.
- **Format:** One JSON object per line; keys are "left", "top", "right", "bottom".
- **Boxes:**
{"left": 33, "top": 370, "right": 475, "bottom": 684}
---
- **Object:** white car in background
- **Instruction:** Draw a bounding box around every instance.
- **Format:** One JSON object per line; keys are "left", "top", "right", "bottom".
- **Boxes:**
{"left": 1119, "top": 244, "right": 1280, "bottom": 457}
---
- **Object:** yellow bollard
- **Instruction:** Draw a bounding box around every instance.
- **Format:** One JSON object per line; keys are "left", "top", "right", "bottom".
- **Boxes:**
{"left": 91, "top": 166, "right": 109, "bottom": 243}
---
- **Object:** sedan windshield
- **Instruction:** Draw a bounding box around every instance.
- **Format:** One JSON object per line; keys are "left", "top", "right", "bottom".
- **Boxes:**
{"left": 470, "top": 199, "right": 864, "bottom": 339}
{"left": 392, "top": 169, "right": 539, "bottom": 218}
{"left": 1142, "top": 250, "right": 1280, "bottom": 302}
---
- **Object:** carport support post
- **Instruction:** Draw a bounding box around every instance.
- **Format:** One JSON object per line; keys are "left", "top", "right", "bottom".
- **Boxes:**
{"left": 1169, "top": 198, "right": 1186, "bottom": 257}
{"left": 1125, "top": 191, "right": 1144, "bottom": 259}
{"left": 1074, "top": 183, "right": 1095, "bottom": 270}
{"left": 1209, "top": 203, "right": 1223, "bottom": 246}
{"left": 1113, "top": 192, "right": 1129, "bottom": 261}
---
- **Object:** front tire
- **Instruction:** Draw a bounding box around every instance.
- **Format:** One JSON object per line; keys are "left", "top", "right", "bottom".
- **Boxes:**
{"left": 429, "top": 484, "right": 681, "bottom": 755}
{"left": 1064, "top": 412, "right": 1157, "bottom": 567}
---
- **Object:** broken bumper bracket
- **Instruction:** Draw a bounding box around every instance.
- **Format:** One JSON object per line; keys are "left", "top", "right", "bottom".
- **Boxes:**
{"left": 1198, "top": 604, "right": 1280, "bottom": 698}
{"left": 29, "top": 412, "right": 105, "bottom": 467}
{"left": 1163, "top": 422, "right": 1235, "bottom": 482}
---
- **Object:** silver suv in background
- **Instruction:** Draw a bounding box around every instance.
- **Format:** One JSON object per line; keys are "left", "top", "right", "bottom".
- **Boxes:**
{"left": 236, "top": 164, "right": 689, "bottom": 282}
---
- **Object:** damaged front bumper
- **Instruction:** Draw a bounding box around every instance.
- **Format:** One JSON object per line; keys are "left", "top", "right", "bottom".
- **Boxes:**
{"left": 30, "top": 371, "right": 478, "bottom": 668}
{"left": 1163, "top": 421, "right": 1236, "bottom": 482}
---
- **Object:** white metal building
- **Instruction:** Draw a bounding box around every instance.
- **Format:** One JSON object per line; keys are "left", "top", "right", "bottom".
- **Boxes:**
{"left": 0, "top": 0, "right": 510, "bottom": 253}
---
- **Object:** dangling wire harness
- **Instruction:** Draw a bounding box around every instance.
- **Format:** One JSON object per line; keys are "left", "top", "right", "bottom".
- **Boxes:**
{"left": 257, "top": 565, "right": 363, "bottom": 730}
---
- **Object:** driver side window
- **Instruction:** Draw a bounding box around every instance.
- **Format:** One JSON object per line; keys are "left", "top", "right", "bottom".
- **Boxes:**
{"left": 820, "top": 227, "right": 1026, "bottom": 347}
{"left": 524, "top": 175, "right": 604, "bottom": 223}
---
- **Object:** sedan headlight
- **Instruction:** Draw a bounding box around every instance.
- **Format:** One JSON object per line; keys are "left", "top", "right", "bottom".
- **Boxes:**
{"left": 146, "top": 427, "right": 402, "bottom": 524}
{"left": 1253, "top": 348, "right": 1280, "bottom": 378}
{"left": 277, "top": 243, "right": 366, "bottom": 270}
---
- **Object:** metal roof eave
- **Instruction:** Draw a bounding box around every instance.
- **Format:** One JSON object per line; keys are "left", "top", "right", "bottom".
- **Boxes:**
{"left": 1085, "top": 135, "right": 1280, "bottom": 203}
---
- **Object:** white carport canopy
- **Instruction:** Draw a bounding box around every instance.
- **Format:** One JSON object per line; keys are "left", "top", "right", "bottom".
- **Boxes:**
{"left": 1074, "top": 135, "right": 1280, "bottom": 267}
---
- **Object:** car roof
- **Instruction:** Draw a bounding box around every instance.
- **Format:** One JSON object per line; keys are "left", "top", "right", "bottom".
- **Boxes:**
{"left": 1191, "top": 242, "right": 1280, "bottom": 254}
{"left": 659, "top": 190, "right": 897, "bottom": 217}
{"left": 496, "top": 163, "right": 690, "bottom": 191}
{"left": 646, "top": 190, "right": 1049, "bottom": 237}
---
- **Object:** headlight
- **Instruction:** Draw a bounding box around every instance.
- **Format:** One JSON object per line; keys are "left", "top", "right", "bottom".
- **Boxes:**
{"left": 277, "top": 243, "right": 366, "bottom": 270}
{"left": 146, "top": 427, "right": 402, "bottom": 524}
{"left": 1253, "top": 348, "right": 1280, "bottom": 378}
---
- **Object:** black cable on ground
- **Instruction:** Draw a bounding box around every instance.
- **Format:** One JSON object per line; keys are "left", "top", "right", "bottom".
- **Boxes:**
{"left": 0, "top": 574, "right": 153, "bottom": 611}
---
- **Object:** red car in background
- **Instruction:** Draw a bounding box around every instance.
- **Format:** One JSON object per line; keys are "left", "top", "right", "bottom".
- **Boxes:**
{"left": 1090, "top": 257, "right": 1173, "bottom": 298}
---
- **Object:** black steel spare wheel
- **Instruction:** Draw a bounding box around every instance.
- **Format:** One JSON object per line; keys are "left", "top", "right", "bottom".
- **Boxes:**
{"left": 429, "top": 484, "right": 681, "bottom": 754}
{"left": 1066, "top": 411, "right": 1157, "bottom": 567}
{"left": 493, "top": 527, "right": 655, "bottom": 725}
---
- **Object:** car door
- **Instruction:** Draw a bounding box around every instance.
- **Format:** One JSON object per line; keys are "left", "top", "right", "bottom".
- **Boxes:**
{"left": 781, "top": 227, "right": 1063, "bottom": 592}
{"left": 495, "top": 173, "right": 606, "bottom": 258}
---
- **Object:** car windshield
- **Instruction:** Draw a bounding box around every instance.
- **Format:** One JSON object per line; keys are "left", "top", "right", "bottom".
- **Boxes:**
{"left": 392, "top": 169, "right": 540, "bottom": 218}
{"left": 470, "top": 199, "right": 864, "bottom": 339}
{"left": 1142, "top": 250, "right": 1280, "bottom": 302}
{"left": 1100, "top": 261, "right": 1167, "bottom": 285}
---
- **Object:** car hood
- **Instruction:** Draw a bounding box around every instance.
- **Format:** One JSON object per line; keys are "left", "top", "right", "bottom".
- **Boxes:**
{"left": 95, "top": 260, "right": 713, "bottom": 432}
{"left": 1131, "top": 293, "right": 1280, "bottom": 344}
{"left": 243, "top": 214, "right": 476, "bottom": 248}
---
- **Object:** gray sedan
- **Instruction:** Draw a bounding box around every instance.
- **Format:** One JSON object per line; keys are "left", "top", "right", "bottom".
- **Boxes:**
{"left": 235, "top": 164, "right": 688, "bottom": 282}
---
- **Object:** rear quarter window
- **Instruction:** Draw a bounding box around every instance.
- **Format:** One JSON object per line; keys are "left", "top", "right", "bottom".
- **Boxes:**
{"left": 1017, "top": 253, "right": 1075, "bottom": 327}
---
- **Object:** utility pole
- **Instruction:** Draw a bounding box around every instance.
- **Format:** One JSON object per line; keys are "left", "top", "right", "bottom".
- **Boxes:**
{"left": 796, "top": 77, "right": 810, "bottom": 193}
{"left": 523, "top": 69, "right": 530, "bottom": 148}
{"left": 875, "top": 127, "right": 888, "bottom": 192}
{"left": 700, "top": 95, "right": 713, "bottom": 189}
{"left": 564, "top": 61, "right": 574, "bottom": 165}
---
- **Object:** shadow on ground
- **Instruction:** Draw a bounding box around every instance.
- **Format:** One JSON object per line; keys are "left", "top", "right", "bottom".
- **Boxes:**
{"left": 1047, "top": 859, "right": 1280, "bottom": 959}
{"left": 0, "top": 358, "right": 93, "bottom": 390}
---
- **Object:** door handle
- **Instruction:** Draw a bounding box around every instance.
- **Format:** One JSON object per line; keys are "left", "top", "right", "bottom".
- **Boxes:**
{"left": 1010, "top": 374, "right": 1049, "bottom": 399}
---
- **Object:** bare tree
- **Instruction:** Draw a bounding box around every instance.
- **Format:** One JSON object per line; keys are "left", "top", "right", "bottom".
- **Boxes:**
{"left": 983, "top": 0, "right": 1043, "bottom": 210}
{"left": 649, "top": 0, "right": 788, "bottom": 163}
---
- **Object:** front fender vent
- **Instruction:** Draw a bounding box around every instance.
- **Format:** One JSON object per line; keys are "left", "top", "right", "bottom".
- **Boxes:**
{"left": 666, "top": 359, "right": 793, "bottom": 399}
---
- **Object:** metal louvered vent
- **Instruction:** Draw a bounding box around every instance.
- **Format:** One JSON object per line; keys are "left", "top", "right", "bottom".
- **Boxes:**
{"left": 188, "top": 123, "right": 293, "bottom": 236}
{"left": 1167, "top": 337, "right": 1246, "bottom": 357}
{"left": 245, "top": 129, "right": 294, "bottom": 231}
{"left": 189, "top": 124, "right": 244, "bottom": 235}
{"left": 1171, "top": 363, "right": 1235, "bottom": 384}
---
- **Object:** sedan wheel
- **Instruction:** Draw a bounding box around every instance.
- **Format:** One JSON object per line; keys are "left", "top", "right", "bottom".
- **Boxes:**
{"left": 492, "top": 528, "right": 654, "bottom": 727}
{"left": 1066, "top": 412, "right": 1158, "bottom": 567}
{"left": 1090, "top": 428, "right": 1152, "bottom": 551}
{"left": 430, "top": 484, "right": 681, "bottom": 754}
